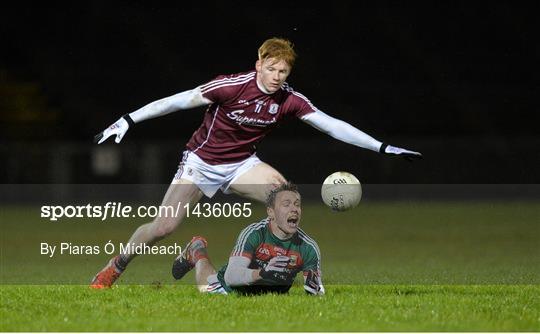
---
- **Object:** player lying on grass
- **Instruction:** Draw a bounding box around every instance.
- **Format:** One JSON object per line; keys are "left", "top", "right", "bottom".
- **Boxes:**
{"left": 172, "top": 182, "right": 323, "bottom": 295}
{"left": 91, "top": 37, "right": 421, "bottom": 289}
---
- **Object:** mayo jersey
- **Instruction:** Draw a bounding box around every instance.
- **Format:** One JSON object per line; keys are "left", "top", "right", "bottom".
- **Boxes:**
{"left": 217, "top": 218, "right": 322, "bottom": 294}
{"left": 186, "top": 71, "right": 319, "bottom": 164}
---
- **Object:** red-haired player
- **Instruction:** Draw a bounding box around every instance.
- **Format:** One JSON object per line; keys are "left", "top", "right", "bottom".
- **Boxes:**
{"left": 91, "top": 38, "right": 421, "bottom": 288}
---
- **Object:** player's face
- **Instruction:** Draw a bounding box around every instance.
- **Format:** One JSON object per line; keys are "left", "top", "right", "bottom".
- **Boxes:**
{"left": 267, "top": 190, "right": 302, "bottom": 239}
{"left": 255, "top": 57, "right": 291, "bottom": 93}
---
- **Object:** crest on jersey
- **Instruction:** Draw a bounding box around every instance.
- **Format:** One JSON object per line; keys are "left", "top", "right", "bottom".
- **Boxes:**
{"left": 289, "top": 255, "right": 297, "bottom": 266}
{"left": 268, "top": 103, "right": 279, "bottom": 115}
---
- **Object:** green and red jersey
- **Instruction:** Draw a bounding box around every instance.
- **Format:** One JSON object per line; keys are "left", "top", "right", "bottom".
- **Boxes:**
{"left": 217, "top": 218, "right": 322, "bottom": 294}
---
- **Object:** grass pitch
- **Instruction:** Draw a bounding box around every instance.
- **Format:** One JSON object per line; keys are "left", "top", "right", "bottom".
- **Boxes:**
{"left": 1, "top": 285, "right": 539, "bottom": 331}
{"left": 1, "top": 201, "right": 539, "bottom": 331}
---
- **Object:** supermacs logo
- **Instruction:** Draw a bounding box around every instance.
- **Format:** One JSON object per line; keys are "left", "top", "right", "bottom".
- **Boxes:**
{"left": 226, "top": 110, "right": 276, "bottom": 127}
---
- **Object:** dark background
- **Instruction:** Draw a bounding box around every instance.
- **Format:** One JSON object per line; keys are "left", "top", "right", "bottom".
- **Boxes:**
{"left": 1, "top": 2, "right": 538, "bottom": 184}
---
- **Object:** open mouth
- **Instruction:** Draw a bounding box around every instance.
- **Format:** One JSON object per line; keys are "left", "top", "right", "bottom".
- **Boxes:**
{"left": 287, "top": 217, "right": 298, "bottom": 227}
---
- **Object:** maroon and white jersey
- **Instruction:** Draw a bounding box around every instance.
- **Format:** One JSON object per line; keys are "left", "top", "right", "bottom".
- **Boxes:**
{"left": 185, "top": 71, "right": 319, "bottom": 165}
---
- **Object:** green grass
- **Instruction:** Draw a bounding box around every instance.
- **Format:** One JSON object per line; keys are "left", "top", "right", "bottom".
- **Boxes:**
{"left": 1, "top": 285, "right": 539, "bottom": 331}
{"left": 1, "top": 201, "right": 540, "bottom": 331}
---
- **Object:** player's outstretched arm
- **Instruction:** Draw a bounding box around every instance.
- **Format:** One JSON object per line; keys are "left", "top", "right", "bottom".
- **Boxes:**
{"left": 223, "top": 256, "right": 262, "bottom": 286}
{"left": 301, "top": 110, "right": 422, "bottom": 161}
{"left": 94, "top": 87, "right": 211, "bottom": 144}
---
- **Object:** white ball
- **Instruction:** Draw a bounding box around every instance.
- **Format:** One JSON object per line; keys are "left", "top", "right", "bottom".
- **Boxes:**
{"left": 321, "top": 171, "right": 362, "bottom": 211}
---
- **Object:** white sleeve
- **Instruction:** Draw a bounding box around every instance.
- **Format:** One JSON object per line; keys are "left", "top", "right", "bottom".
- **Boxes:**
{"left": 128, "top": 87, "right": 211, "bottom": 123}
{"left": 301, "top": 110, "right": 383, "bottom": 153}
{"left": 224, "top": 256, "right": 259, "bottom": 287}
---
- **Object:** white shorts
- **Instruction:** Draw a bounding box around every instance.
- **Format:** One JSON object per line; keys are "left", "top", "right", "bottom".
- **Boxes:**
{"left": 173, "top": 151, "right": 262, "bottom": 198}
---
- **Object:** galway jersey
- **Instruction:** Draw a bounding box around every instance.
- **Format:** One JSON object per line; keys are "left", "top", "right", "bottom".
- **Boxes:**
{"left": 186, "top": 71, "right": 319, "bottom": 165}
{"left": 216, "top": 218, "right": 322, "bottom": 294}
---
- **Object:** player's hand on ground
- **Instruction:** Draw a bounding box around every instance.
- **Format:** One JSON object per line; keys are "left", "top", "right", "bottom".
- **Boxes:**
{"left": 94, "top": 115, "right": 132, "bottom": 144}
{"left": 303, "top": 269, "right": 323, "bottom": 295}
{"left": 380, "top": 143, "right": 423, "bottom": 162}
{"left": 260, "top": 255, "right": 290, "bottom": 283}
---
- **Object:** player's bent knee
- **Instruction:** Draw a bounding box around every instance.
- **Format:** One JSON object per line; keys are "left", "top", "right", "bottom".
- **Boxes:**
{"left": 271, "top": 174, "right": 286, "bottom": 185}
{"left": 265, "top": 174, "right": 286, "bottom": 190}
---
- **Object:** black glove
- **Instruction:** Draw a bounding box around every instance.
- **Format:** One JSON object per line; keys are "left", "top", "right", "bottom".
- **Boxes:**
{"left": 259, "top": 255, "right": 290, "bottom": 284}
{"left": 380, "top": 143, "right": 423, "bottom": 162}
{"left": 304, "top": 269, "right": 323, "bottom": 295}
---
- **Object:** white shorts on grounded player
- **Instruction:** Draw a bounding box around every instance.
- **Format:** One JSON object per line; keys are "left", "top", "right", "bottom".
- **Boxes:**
{"left": 173, "top": 151, "right": 262, "bottom": 198}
